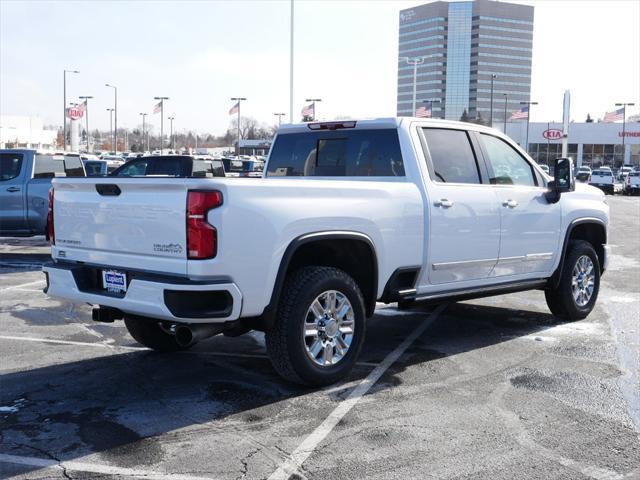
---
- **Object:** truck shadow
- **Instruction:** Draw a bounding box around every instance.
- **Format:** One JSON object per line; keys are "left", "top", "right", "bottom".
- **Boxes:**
{"left": 0, "top": 301, "right": 560, "bottom": 475}
{"left": 0, "top": 236, "right": 50, "bottom": 273}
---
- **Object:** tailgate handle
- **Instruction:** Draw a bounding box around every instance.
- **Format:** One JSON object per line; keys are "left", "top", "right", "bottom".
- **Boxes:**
{"left": 96, "top": 184, "right": 121, "bottom": 196}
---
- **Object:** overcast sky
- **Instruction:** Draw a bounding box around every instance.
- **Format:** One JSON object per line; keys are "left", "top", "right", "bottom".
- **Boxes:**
{"left": 1, "top": 0, "right": 638, "bottom": 135}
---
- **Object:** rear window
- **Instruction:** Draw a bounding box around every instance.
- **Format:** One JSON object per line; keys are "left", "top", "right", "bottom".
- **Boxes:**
{"left": 84, "top": 161, "right": 106, "bottom": 176}
{"left": 266, "top": 129, "right": 404, "bottom": 177}
{"left": 0, "top": 153, "right": 23, "bottom": 181}
{"left": 630, "top": 172, "right": 640, "bottom": 177}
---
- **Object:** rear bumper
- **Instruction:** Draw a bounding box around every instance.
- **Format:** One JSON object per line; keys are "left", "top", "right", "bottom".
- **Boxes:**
{"left": 43, "top": 261, "right": 242, "bottom": 324}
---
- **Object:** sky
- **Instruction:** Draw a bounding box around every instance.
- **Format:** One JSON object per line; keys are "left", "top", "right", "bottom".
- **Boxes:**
{"left": 1, "top": 0, "right": 639, "bottom": 136}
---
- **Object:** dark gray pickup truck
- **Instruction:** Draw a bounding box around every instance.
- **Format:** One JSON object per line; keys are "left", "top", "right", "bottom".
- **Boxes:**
{"left": 0, "top": 149, "right": 85, "bottom": 237}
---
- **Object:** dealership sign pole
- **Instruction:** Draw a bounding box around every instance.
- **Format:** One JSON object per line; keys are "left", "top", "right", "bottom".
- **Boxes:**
{"left": 562, "top": 90, "right": 570, "bottom": 158}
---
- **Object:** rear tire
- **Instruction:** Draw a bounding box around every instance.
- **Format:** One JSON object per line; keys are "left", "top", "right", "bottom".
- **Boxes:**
{"left": 545, "top": 240, "right": 600, "bottom": 321}
{"left": 124, "top": 315, "right": 188, "bottom": 352}
{"left": 265, "top": 266, "right": 366, "bottom": 386}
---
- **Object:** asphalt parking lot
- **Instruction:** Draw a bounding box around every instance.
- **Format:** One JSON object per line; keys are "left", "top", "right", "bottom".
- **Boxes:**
{"left": 1, "top": 196, "right": 639, "bottom": 480}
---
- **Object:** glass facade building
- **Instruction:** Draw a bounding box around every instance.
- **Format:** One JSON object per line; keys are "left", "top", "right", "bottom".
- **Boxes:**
{"left": 397, "top": 0, "right": 534, "bottom": 123}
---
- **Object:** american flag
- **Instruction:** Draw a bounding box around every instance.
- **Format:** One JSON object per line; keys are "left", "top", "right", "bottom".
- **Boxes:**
{"left": 510, "top": 105, "right": 529, "bottom": 120}
{"left": 603, "top": 107, "right": 624, "bottom": 123}
{"left": 415, "top": 103, "right": 432, "bottom": 118}
{"left": 301, "top": 103, "right": 314, "bottom": 118}
{"left": 153, "top": 101, "right": 162, "bottom": 114}
{"left": 229, "top": 101, "right": 239, "bottom": 116}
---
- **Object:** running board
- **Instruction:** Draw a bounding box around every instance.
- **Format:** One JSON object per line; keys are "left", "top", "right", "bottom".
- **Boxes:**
{"left": 411, "top": 279, "right": 548, "bottom": 304}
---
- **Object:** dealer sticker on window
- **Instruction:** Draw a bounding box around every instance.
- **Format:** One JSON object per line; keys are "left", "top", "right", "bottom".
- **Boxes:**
{"left": 102, "top": 270, "right": 127, "bottom": 293}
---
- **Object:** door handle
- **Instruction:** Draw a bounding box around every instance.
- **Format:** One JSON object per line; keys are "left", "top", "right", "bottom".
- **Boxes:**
{"left": 434, "top": 199, "right": 453, "bottom": 208}
{"left": 503, "top": 199, "right": 518, "bottom": 208}
{"left": 6, "top": 186, "right": 20, "bottom": 192}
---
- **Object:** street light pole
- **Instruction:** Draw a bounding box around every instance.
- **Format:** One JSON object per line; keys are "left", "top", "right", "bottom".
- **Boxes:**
{"left": 489, "top": 73, "right": 497, "bottom": 127}
{"left": 106, "top": 108, "right": 114, "bottom": 151}
{"left": 503, "top": 94, "right": 508, "bottom": 134}
{"left": 400, "top": 57, "right": 426, "bottom": 115}
{"left": 63, "top": 69, "right": 79, "bottom": 151}
{"left": 305, "top": 98, "right": 322, "bottom": 121}
{"left": 274, "top": 113, "right": 286, "bottom": 126}
{"left": 78, "top": 96, "right": 93, "bottom": 152}
{"left": 139, "top": 113, "right": 147, "bottom": 152}
{"left": 105, "top": 84, "right": 117, "bottom": 152}
{"left": 154, "top": 96, "right": 169, "bottom": 154}
{"left": 520, "top": 100, "right": 538, "bottom": 152}
{"left": 231, "top": 97, "right": 246, "bottom": 156}
{"left": 615, "top": 102, "right": 635, "bottom": 165}
{"left": 289, "top": 0, "right": 294, "bottom": 123}
{"left": 168, "top": 117, "right": 175, "bottom": 151}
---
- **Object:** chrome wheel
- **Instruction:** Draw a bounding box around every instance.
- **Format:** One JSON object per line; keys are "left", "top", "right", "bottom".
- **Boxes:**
{"left": 572, "top": 255, "right": 595, "bottom": 307}
{"left": 303, "top": 290, "right": 354, "bottom": 367}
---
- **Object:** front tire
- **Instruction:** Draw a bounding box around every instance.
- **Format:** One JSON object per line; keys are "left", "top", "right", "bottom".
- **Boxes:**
{"left": 265, "top": 266, "right": 366, "bottom": 386}
{"left": 124, "top": 315, "right": 188, "bottom": 352}
{"left": 545, "top": 240, "right": 600, "bottom": 321}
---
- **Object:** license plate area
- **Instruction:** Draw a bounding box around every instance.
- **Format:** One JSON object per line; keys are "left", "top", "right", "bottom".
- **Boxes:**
{"left": 102, "top": 270, "right": 127, "bottom": 293}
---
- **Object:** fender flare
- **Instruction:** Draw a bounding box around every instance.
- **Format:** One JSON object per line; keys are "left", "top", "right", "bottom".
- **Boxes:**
{"left": 549, "top": 217, "right": 607, "bottom": 289}
{"left": 258, "top": 231, "right": 379, "bottom": 329}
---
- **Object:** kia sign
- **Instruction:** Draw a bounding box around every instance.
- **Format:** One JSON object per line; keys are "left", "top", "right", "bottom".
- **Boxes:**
{"left": 66, "top": 106, "right": 84, "bottom": 120}
{"left": 543, "top": 129, "right": 563, "bottom": 140}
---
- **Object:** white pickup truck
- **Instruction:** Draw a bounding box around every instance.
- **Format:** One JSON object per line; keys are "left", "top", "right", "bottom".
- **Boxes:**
{"left": 44, "top": 118, "right": 610, "bottom": 386}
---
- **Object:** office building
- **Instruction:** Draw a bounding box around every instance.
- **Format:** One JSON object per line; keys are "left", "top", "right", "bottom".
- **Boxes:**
{"left": 397, "top": 0, "right": 534, "bottom": 124}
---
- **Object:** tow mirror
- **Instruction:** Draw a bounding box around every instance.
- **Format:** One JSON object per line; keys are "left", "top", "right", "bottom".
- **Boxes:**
{"left": 546, "top": 157, "right": 575, "bottom": 203}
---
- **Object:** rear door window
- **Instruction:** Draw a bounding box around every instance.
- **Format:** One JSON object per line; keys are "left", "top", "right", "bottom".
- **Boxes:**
{"left": 266, "top": 129, "right": 404, "bottom": 177}
{"left": 34, "top": 154, "right": 65, "bottom": 178}
{"left": 0, "top": 153, "right": 23, "bottom": 181}
{"left": 421, "top": 128, "right": 481, "bottom": 184}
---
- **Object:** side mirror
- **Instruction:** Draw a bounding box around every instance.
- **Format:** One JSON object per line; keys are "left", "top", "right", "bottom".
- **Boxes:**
{"left": 546, "top": 157, "right": 575, "bottom": 203}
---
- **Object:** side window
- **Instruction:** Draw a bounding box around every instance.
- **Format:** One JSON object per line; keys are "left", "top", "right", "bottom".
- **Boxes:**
{"left": 211, "top": 161, "right": 225, "bottom": 177}
{"left": 191, "top": 160, "right": 209, "bottom": 178}
{"left": 0, "top": 153, "right": 23, "bottom": 181}
{"left": 266, "top": 129, "right": 405, "bottom": 177}
{"left": 479, "top": 134, "right": 536, "bottom": 186}
{"left": 63, "top": 156, "right": 85, "bottom": 177}
{"left": 34, "top": 155, "right": 65, "bottom": 178}
{"left": 422, "top": 128, "right": 481, "bottom": 184}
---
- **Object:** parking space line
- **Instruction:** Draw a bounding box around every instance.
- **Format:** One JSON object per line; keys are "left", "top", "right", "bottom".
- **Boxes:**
{"left": 267, "top": 303, "right": 447, "bottom": 480}
{"left": 0, "top": 335, "right": 380, "bottom": 367}
{"left": 0, "top": 279, "right": 45, "bottom": 292}
{"left": 0, "top": 452, "right": 214, "bottom": 480}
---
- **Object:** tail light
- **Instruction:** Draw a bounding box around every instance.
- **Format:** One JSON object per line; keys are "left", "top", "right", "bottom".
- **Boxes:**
{"left": 187, "top": 190, "right": 222, "bottom": 259}
{"left": 47, "top": 188, "right": 55, "bottom": 245}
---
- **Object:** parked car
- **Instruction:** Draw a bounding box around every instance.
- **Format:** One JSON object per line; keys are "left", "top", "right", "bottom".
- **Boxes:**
{"left": 0, "top": 149, "right": 85, "bottom": 237}
{"left": 589, "top": 169, "right": 616, "bottom": 195}
{"left": 575, "top": 165, "right": 591, "bottom": 182}
{"left": 44, "top": 118, "right": 609, "bottom": 386}
{"left": 110, "top": 155, "right": 225, "bottom": 178}
{"left": 624, "top": 171, "right": 640, "bottom": 195}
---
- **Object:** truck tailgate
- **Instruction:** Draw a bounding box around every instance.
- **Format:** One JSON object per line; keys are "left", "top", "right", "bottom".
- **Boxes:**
{"left": 52, "top": 178, "right": 189, "bottom": 275}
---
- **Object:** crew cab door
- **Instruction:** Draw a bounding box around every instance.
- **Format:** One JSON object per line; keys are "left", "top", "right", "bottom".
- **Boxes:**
{"left": 0, "top": 151, "right": 28, "bottom": 232}
{"left": 418, "top": 127, "right": 501, "bottom": 285}
{"left": 475, "top": 132, "right": 561, "bottom": 276}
